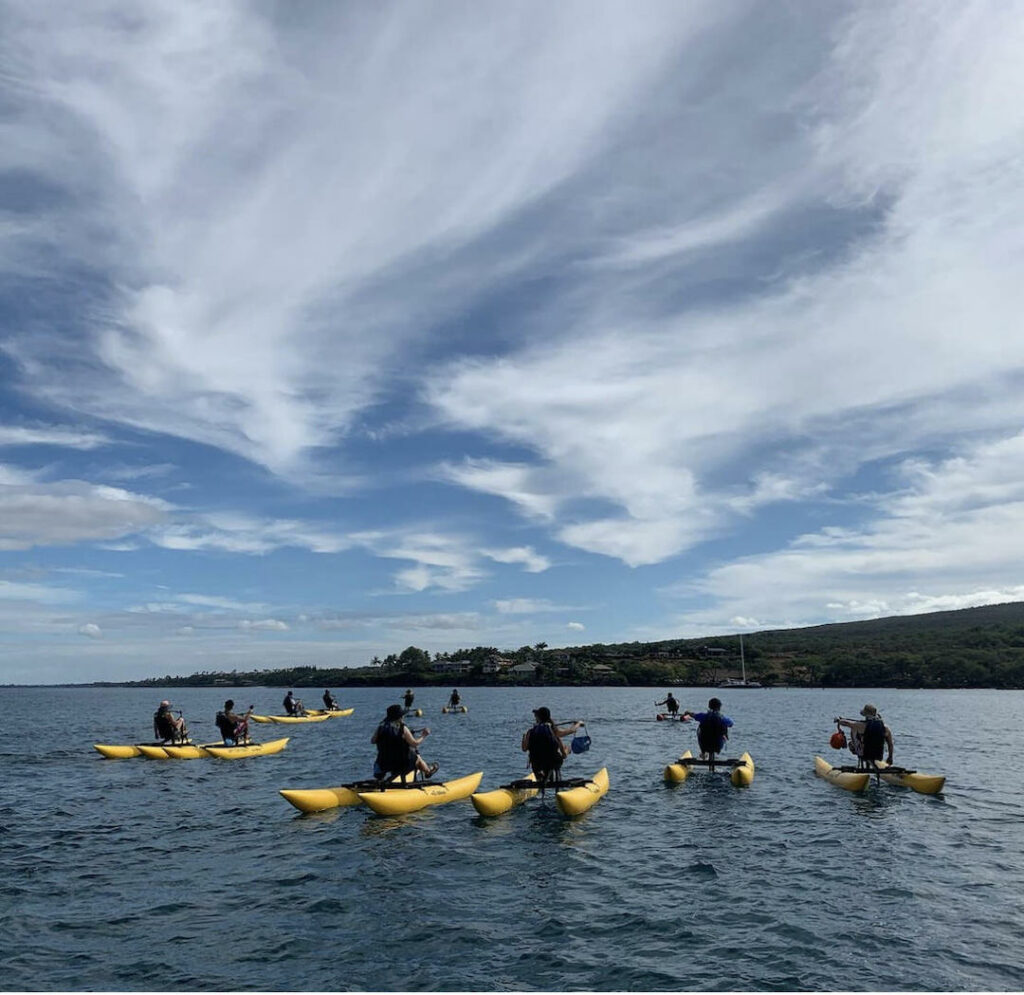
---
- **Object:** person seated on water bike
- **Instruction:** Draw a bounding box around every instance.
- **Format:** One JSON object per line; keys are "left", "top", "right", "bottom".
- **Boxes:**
{"left": 282, "top": 690, "right": 305, "bottom": 716}
{"left": 322, "top": 689, "right": 339, "bottom": 711}
{"left": 371, "top": 704, "right": 438, "bottom": 782}
{"left": 656, "top": 692, "right": 680, "bottom": 716}
{"left": 153, "top": 700, "right": 187, "bottom": 743}
{"left": 448, "top": 689, "right": 461, "bottom": 708}
{"left": 836, "top": 704, "right": 893, "bottom": 768}
{"left": 215, "top": 700, "right": 254, "bottom": 745}
{"left": 682, "top": 698, "right": 734, "bottom": 760}
{"left": 403, "top": 688, "right": 415, "bottom": 710}
{"left": 521, "top": 707, "right": 583, "bottom": 787}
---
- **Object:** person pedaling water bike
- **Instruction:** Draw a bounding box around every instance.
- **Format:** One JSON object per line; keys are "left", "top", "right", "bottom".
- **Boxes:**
{"left": 215, "top": 700, "right": 254, "bottom": 745}
{"left": 836, "top": 704, "right": 894, "bottom": 768}
{"left": 153, "top": 700, "right": 187, "bottom": 743}
{"left": 682, "top": 698, "right": 734, "bottom": 759}
{"left": 521, "top": 707, "right": 584, "bottom": 786}
{"left": 371, "top": 704, "right": 439, "bottom": 782}
{"left": 403, "top": 689, "right": 415, "bottom": 710}
{"left": 448, "top": 689, "right": 461, "bottom": 708}
{"left": 282, "top": 690, "right": 306, "bottom": 716}
{"left": 655, "top": 692, "right": 680, "bottom": 716}
{"left": 322, "top": 689, "right": 339, "bottom": 710}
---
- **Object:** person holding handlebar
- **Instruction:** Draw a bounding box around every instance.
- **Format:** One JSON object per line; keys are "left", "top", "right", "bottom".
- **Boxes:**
{"left": 371, "top": 703, "right": 438, "bottom": 782}
{"left": 215, "top": 699, "right": 254, "bottom": 745}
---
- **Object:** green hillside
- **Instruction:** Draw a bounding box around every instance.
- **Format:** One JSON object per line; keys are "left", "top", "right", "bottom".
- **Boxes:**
{"left": 117, "top": 601, "right": 1024, "bottom": 690}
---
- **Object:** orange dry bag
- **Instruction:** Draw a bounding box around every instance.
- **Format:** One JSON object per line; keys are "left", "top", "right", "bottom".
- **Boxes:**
{"left": 830, "top": 730, "right": 847, "bottom": 750}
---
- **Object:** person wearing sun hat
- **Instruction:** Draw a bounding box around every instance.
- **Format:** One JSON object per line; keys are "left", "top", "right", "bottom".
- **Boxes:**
{"left": 836, "top": 704, "right": 894, "bottom": 768}
{"left": 153, "top": 699, "right": 187, "bottom": 743}
{"left": 521, "top": 707, "right": 584, "bottom": 786}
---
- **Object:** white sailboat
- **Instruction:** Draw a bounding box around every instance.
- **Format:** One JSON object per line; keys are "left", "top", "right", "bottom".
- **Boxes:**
{"left": 719, "top": 633, "right": 763, "bottom": 688}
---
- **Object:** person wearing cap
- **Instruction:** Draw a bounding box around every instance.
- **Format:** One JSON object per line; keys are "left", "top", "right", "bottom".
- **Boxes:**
{"left": 371, "top": 704, "right": 438, "bottom": 781}
{"left": 836, "top": 705, "right": 894, "bottom": 767}
{"left": 403, "top": 688, "right": 415, "bottom": 710}
{"left": 681, "top": 698, "right": 734, "bottom": 759}
{"left": 521, "top": 707, "right": 584, "bottom": 785}
{"left": 153, "top": 700, "right": 187, "bottom": 743}
{"left": 322, "top": 689, "right": 339, "bottom": 711}
{"left": 215, "top": 699, "right": 254, "bottom": 745}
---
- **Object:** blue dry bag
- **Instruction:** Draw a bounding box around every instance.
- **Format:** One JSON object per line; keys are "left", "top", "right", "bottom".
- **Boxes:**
{"left": 570, "top": 724, "right": 591, "bottom": 754}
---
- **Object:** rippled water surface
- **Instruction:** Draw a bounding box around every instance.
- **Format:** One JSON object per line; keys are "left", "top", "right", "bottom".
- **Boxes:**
{"left": 2, "top": 685, "right": 1023, "bottom": 991}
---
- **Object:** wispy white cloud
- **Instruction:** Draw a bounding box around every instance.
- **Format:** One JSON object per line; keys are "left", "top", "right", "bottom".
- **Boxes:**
{"left": 78, "top": 622, "right": 102, "bottom": 638}
{"left": 0, "top": 477, "right": 169, "bottom": 550}
{"left": 665, "top": 432, "right": 1024, "bottom": 633}
{"left": 0, "top": 425, "right": 110, "bottom": 449}
{"left": 426, "top": 2, "right": 1024, "bottom": 570}
{"left": 493, "top": 598, "right": 569, "bottom": 615}
{"left": 0, "top": 0, "right": 716, "bottom": 479}
{"left": 567, "top": 621, "right": 585, "bottom": 631}
{"left": 239, "top": 618, "right": 288, "bottom": 632}
{"left": 482, "top": 546, "right": 550, "bottom": 573}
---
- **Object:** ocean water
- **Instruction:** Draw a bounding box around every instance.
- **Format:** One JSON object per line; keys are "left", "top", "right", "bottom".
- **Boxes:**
{"left": 1, "top": 685, "right": 1022, "bottom": 992}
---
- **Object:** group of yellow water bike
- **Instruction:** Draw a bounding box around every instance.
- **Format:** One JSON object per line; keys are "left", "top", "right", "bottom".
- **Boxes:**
{"left": 93, "top": 690, "right": 354, "bottom": 760}
{"left": 95, "top": 693, "right": 944, "bottom": 821}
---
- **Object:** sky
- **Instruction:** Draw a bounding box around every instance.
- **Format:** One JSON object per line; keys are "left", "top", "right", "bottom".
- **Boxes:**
{"left": 1, "top": 1, "right": 1023, "bottom": 684}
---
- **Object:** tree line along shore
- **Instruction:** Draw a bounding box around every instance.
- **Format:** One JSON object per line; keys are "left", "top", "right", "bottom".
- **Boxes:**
{"left": 83, "top": 601, "right": 1024, "bottom": 691}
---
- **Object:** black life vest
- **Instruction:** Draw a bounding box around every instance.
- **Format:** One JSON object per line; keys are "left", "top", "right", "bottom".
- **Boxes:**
{"left": 862, "top": 717, "right": 886, "bottom": 761}
{"left": 697, "top": 711, "right": 728, "bottom": 755}
{"left": 527, "top": 722, "right": 563, "bottom": 772}
{"left": 215, "top": 711, "right": 235, "bottom": 739}
{"left": 154, "top": 708, "right": 175, "bottom": 740}
{"left": 375, "top": 720, "right": 414, "bottom": 775}
{"left": 283, "top": 695, "right": 295, "bottom": 714}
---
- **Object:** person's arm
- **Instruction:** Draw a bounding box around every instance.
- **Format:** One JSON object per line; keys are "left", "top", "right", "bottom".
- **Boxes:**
{"left": 554, "top": 721, "right": 582, "bottom": 739}
{"left": 370, "top": 727, "right": 379, "bottom": 744}
{"left": 655, "top": 698, "right": 665, "bottom": 706}
{"left": 403, "top": 725, "right": 428, "bottom": 748}
{"left": 521, "top": 729, "right": 531, "bottom": 752}
{"left": 885, "top": 726, "right": 894, "bottom": 763}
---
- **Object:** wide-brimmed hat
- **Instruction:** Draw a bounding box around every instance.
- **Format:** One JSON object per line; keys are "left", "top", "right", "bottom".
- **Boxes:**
{"left": 386, "top": 704, "right": 404, "bottom": 720}
{"left": 533, "top": 706, "right": 552, "bottom": 722}
{"left": 860, "top": 703, "right": 878, "bottom": 716}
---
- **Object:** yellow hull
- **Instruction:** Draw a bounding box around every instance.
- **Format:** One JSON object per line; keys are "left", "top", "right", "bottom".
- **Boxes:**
{"left": 358, "top": 772, "right": 484, "bottom": 815}
{"left": 280, "top": 785, "right": 364, "bottom": 812}
{"left": 251, "top": 713, "right": 330, "bottom": 724}
{"left": 555, "top": 768, "right": 609, "bottom": 816}
{"left": 874, "top": 760, "right": 945, "bottom": 795}
{"left": 731, "top": 752, "right": 755, "bottom": 786}
{"left": 664, "top": 749, "right": 693, "bottom": 783}
{"left": 306, "top": 708, "right": 354, "bottom": 718}
{"left": 815, "top": 756, "right": 869, "bottom": 791}
{"left": 136, "top": 745, "right": 170, "bottom": 759}
{"left": 94, "top": 742, "right": 185, "bottom": 759}
{"left": 279, "top": 771, "right": 429, "bottom": 813}
{"left": 441, "top": 705, "right": 467, "bottom": 713}
{"left": 470, "top": 773, "right": 538, "bottom": 816}
{"left": 163, "top": 743, "right": 213, "bottom": 759}
{"left": 94, "top": 743, "right": 143, "bottom": 759}
{"left": 203, "top": 737, "right": 290, "bottom": 759}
